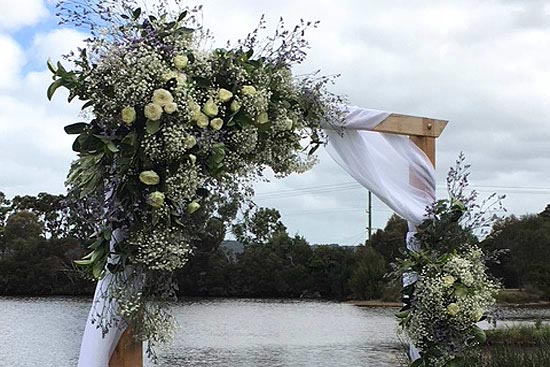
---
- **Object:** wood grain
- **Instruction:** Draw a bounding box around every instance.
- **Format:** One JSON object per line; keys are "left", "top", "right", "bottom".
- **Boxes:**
{"left": 109, "top": 328, "right": 143, "bottom": 367}
{"left": 373, "top": 113, "right": 448, "bottom": 138}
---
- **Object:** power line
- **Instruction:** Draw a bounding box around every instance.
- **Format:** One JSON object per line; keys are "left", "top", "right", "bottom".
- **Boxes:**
{"left": 254, "top": 181, "right": 550, "bottom": 200}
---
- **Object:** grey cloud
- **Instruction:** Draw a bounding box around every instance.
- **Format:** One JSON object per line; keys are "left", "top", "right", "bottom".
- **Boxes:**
{"left": 2, "top": 0, "right": 550, "bottom": 245}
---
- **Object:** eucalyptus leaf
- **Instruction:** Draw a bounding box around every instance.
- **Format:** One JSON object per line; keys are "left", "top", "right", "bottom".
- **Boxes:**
{"left": 47, "top": 59, "right": 57, "bottom": 74}
{"left": 472, "top": 325, "right": 487, "bottom": 344}
{"left": 146, "top": 119, "right": 161, "bottom": 134}
{"left": 47, "top": 79, "right": 64, "bottom": 100}
{"left": 105, "top": 141, "right": 119, "bottom": 153}
{"left": 92, "top": 261, "right": 104, "bottom": 279}
{"left": 64, "top": 122, "right": 88, "bottom": 135}
{"left": 132, "top": 7, "right": 141, "bottom": 20}
{"left": 74, "top": 259, "right": 94, "bottom": 266}
{"left": 177, "top": 10, "right": 188, "bottom": 22}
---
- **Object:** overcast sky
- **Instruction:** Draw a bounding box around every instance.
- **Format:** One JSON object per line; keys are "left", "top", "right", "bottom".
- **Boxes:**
{"left": 1, "top": 0, "right": 549, "bottom": 245}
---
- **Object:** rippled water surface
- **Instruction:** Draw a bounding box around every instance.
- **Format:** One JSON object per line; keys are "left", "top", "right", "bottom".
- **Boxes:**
{"left": 0, "top": 297, "right": 404, "bottom": 367}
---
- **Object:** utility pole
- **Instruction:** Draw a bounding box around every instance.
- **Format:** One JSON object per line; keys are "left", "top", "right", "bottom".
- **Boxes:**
{"left": 367, "top": 190, "right": 372, "bottom": 242}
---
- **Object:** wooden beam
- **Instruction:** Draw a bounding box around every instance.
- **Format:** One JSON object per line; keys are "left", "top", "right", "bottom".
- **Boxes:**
{"left": 109, "top": 328, "right": 142, "bottom": 367}
{"left": 410, "top": 136, "right": 436, "bottom": 167}
{"left": 373, "top": 113, "right": 448, "bottom": 138}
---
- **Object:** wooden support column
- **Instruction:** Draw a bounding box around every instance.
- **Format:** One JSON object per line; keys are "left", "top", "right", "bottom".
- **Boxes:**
{"left": 374, "top": 112, "right": 447, "bottom": 362}
{"left": 410, "top": 136, "right": 436, "bottom": 167}
{"left": 373, "top": 113, "right": 447, "bottom": 167}
{"left": 109, "top": 328, "right": 142, "bottom": 367}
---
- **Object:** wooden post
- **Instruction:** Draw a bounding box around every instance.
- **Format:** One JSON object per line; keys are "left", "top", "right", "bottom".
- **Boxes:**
{"left": 109, "top": 328, "right": 143, "bottom": 367}
{"left": 374, "top": 112, "right": 447, "bottom": 362}
{"left": 409, "top": 136, "right": 436, "bottom": 166}
{"left": 373, "top": 113, "right": 447, "bottom": 166}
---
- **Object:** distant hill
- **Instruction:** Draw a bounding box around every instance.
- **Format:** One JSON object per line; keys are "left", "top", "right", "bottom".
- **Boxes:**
{"left": 221, "top": 241, "right": 357, "bottom": 254}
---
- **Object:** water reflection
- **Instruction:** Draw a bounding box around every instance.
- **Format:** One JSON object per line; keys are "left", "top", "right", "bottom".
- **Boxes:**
{"left": 150, "top": 299, "right": 404, "bottom": 367}
{"left": 5, "top": 297, "right": 546, "bottom": 367}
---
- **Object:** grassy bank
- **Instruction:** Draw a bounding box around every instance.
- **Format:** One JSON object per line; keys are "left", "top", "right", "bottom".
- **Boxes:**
{"left": 463, "top": 324, "right": 550, "bottom": 366}
{"left": 350, "top": 289, "right": 550, "bottom": 308}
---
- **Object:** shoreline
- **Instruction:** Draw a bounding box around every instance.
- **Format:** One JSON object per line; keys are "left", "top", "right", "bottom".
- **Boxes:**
{"left": 346, "top": 299, "right": 550, "bottom": 308}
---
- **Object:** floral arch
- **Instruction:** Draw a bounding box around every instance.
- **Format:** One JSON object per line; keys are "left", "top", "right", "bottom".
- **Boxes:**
{"left": 48, "top": 2, "right": 499, "bottom": 367}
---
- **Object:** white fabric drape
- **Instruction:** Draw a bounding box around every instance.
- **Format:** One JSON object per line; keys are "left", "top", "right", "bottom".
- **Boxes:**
{"left": 77, "top": 105, "right": 436, "bottom": 366}
{"left": 78, "top": 229, "right": 127, "bottom": 367}
{"left": 324, "top": 106, "right": 437, "bottom": 361}
{"left": 323, "top": 106, "right": 435, "bottom": 226}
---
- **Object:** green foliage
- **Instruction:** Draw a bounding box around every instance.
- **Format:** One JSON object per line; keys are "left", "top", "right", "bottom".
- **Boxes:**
{"left": 463, "top": 325, "right": 550, "bottom": 367}
{"left": 483, "top": 212, "right": 550, "bottom": 299}
{"left": 349, "top": 245, "right": 386, "bottom": 300}
{"left": 369, "top": 214, "right": 408, "bottom": 265}
{"left": 0, "top": 209, "right": 93, "bottom": 295}
{"left": 234, "top": 207, "right": 288, "bottom": 246}
{"left": 392, "top": 155, "right": 504, "bottom": 367}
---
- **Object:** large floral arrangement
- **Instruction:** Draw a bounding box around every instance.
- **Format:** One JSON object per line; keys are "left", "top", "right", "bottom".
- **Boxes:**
{"left": 48, "top": 0, "right": 343, "bottom": 358}
{"left": 393, "top": 155, "right": 505, "bottom": 367}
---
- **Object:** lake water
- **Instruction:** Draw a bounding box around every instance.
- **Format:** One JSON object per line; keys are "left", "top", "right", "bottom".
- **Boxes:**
{"left": 1, "top": 297, "right": 548, "bottom": 367}
{"left": 0, "top": 297, "right": 405, "bottom": 367}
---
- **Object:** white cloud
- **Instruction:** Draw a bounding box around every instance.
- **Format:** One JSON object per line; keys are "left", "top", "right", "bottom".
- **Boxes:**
{"left": 0, "top": 35, "right": 25, "bottom": 90}
{"left": 0, "top": 0, "right": 48, "bottom": 31}
{"left": 0, "top": 28, "right": 81, "bottom": 198}
{"left": 32, "top": 28, "right": 87, "bottom": 64}
{"left": 2, "top": 0, "right": 550, "bottom": 245}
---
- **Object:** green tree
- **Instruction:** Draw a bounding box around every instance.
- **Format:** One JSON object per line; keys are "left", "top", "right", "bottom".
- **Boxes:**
{"left": 233, "top": 207, "right": 287, "bottom": 245}
{"left": 0, "top": 210, "right": 92, "bottom": 295}
{"left": 4, "top": 211, "right": 44, "bottom": 246}
{"left": 483, "top": 209, "right": 550, "bottom": 299}
{"left": 368, "top": 214, "right": 407, "bottom": 266}
{"left": 349, "top": 245, "right": 387, "bottom": 300}
{"left": 310, "top": 245, "right": 356, "bottom": 299}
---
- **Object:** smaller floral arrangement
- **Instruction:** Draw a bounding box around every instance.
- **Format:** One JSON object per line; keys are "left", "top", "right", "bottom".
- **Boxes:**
{"left": 393, "top": 154, "right": 505, "bottom": 367}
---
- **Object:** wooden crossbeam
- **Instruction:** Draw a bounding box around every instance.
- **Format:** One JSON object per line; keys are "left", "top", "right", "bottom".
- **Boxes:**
{"left": 373, "top": 113, "right": 448, "bottom": 167}
{"left": 373, "top": 113, "right": 448, "bottom": 138}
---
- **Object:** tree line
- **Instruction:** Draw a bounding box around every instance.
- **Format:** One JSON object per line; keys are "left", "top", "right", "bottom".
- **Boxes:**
{"left": 0, "top": 191, "right": 549, "bottom": 300}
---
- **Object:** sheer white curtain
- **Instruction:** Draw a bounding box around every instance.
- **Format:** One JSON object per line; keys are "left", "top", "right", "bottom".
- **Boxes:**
{"left": 324, "top": 106, "right": 437, "bottom": 361}
{"left": 323, "top": 106, "right": 435, "bottom": 225}
{"left": 78, "top": 230, "right": 127, "bottom": 367}
{"left": 77, "top": 105, "right": 435, "bottom": 366}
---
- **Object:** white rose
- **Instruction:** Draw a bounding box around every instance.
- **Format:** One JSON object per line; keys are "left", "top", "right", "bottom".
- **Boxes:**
{"left": 162, "top": 71, "right": 187, "bottom": 85}
{"left": 202, "top": 99, "right": 219, "bottom": 117}
{"left": 218, "top": 88, "right": 233, "bottom": 103}
{"left": 121, "top": 106, "right": 136, "bottom": 126}
{"left": 472, "top": 308, "right": 484, "bottom": 321}
{"left": 188, "top": 154, "right": 197, "bottom": 165}
{"left": 173, "top": 55, "right": 189, "bottom": 70}
{"left": 230, "top": 100, "right": 241, "bottom": 113}
{"left": 184, "top": 135, "right": 196, "bottom": 149}
{"left": 164, "top": 102, "right": 178, "bottom": 114}
{"left": 152, "top": 88, "right": 174, "bottom": 107}
{"left": 210, "top": 118, "right": 224, "bottom": 131}
{"left": 139, "top": 170, "right": 160, "bottom": 186}
{"left": 147, "top": 191, "right": 165, "bottom": 209}
{"left": 447, "top": 303, "right": 460, "bottom": 317}
{"left": 256, "top": 112, "right": 269, "bottom": 125}
{"left": 187, "top": 201, "right": 200, "bottom": 214}
{"left": 462, "top": 273, "right": 474, "bottom": 287}
{"left": 241, "top": 85, "right": 256, "bottom": 96}
{"left": 195, "top": 112, "right": 210, "bottom": 128}
{"left": 442, "top": 275, "right": 456, "bottom": 288}
{"left": 144, "top": 103, "right": 163, "bottom": 121}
